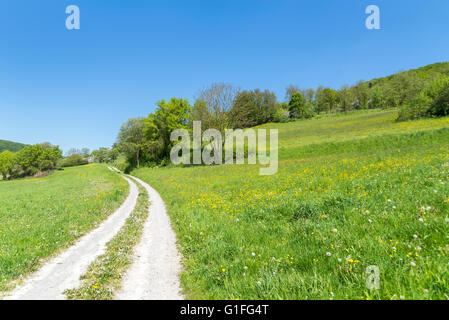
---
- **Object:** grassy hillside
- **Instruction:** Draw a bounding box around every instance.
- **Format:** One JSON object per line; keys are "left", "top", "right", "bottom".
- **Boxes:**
{"left": 371, "top": 62, "right": 449, "bottom": 85}
{"left": 0, "top": 140, "right": 26, "bottom": 153}
{"left": 0, "top": 164, "right": 128, "bottom": 293}
{"left": 133, "top": 109, "right": 449, "bottom": 300}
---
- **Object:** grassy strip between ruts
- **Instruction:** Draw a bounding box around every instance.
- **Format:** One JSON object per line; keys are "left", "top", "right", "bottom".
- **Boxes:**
{"left": 65, "top": 177, "right": 149, "bottom": 300}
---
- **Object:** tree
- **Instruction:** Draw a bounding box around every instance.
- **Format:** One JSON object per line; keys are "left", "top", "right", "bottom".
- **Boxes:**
{"left": 288, "top": 92, "right": 313, "bottom": 119}
{"left": 117, "top": 117, "right": 146, "bottom": 168}
{"left": 143, "top": 97, "right": 191, "bottom": 162}
{"left": 91, "top": 148, "right": 109, "bottom": 163}
{"left": 285, "top": 84, "right": 300, "bottom": 102}
{"left": 302, "top": 88, "right": 315, "bottom": 104}
{"left": 315, "top": 88, "right": 338, "bottom": 113}
{"left": 0, "top": 150, "right": 15, "bottom": 180}
{"left": 66, "top": 148, "right": 81, "bottom": 156}
{"left": 81, "top": 148, "right": 90, "bottom": 157}
{"left": 15, "top": 144, "right": 62, "bottom": 176}
{"left": 353, "top": 81, "right": 370, "bottom": 109}
{"left": 230, "top": 89, "right": 278, "bottom": 128}
{"left": 431, "top": 85, "right": 449, "bottom": 116}
{"left": 60, "top": 154, "right": 88, "bottom": 167}
{"left": 230, "top": 91, "right": 258, "bottom": 128}
{"left": 369, "top": 86, "right": 384, "bottom": 109}
{"left": 253, "top": 89, "right": 277, "bottom": 124}
{"left": 197, "top": 83, "right": 240, "bottom": 135}
{"left": 338, "top": 85, "right": 354, "bottom": 112}
{"left": 191, "top": 98, "right": 214, "bottom": 131}
{"left": 397, "top": 75, "right": 449, "bottom": 121}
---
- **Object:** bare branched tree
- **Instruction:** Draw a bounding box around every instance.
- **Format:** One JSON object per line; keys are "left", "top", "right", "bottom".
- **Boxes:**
{"left": 285, "top": 84, "right": 300, "bottom": 102}
{"left": 197, "top": 83, "right": 240, "bottom": 135}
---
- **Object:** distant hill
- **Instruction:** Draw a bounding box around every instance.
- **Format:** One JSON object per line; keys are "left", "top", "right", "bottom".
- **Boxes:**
{"left": 370, "top": 62, "right": 449, "bottom": 86}
{"left": 0, "top": 140, "right": 26, "bottom": 152}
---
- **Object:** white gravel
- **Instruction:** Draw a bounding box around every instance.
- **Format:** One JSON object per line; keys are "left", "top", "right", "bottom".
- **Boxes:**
{"left": 4, "top": 175, "right": 139, "bottom": 300}
{"left": 115, "top": 175, "right": 184, "bottom": 300}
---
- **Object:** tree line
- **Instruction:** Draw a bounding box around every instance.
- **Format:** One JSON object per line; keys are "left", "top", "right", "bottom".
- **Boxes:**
{"left": 88, "top": 62, "right": 449, "bottom": 172}
{"left": 0, "top": 144, "right": 95, "bottom": 180}
{"left": 0, "top": 143, "right": 62, "bottom": 180}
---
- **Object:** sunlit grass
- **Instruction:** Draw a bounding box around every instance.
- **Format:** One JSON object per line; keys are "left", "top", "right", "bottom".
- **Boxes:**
{"left": 133, "top": 109, "right": 449, "bottom": 300}
{"left": 0, "top": 164, "right": 128, "bottom": 293}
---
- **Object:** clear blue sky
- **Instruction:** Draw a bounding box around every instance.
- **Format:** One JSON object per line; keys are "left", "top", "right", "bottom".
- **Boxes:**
{"left": 1, "top": 0, "right": 448, "bottom": 153}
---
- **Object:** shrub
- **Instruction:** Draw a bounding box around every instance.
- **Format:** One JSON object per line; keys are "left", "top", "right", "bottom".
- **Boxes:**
{"left": 428, "top": 85, "right": 449, "bottom": 117}
{"left": 0, "top": 150, "right": 16, "bottom": 180}
{"left": 15, "top": 144, "right": 62, "bottom": 176}
{"left": 273, "top": 106, "right": 291, "bottom": 123}
{"left": 398, "top": 76, "right": 449, "bottom": 121}
{"left": 60, "top": 154, "right": 89, "bottom": 168}
{"left": 112, "top": 154, "right": 130, "bottom": 173}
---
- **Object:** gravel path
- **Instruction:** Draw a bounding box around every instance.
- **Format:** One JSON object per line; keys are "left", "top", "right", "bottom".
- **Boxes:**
{"left": 115, "top": 175, "right": 184, "bottom": 300}
{"left": 4, "top": 175, "right": 139, "bottom": 300}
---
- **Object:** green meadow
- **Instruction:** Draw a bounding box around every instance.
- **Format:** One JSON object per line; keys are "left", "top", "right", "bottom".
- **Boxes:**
{"left": 132, "top": 109, "right": 449, "bottom": 300}
{"left": 0, "top": 164, "right": 128, "bottom": 292}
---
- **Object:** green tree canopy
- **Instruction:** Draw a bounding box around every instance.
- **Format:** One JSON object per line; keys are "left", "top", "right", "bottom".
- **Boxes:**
{"left": 0, "top": 150, "right": 16, "bottom": 180}
{"left": 288, "top": 92, "right": 314, "bottom": 119}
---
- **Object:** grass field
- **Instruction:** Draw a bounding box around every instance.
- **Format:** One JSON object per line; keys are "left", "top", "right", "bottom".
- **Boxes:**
{"left": 132, "top": 109, "right": 449, "bottom": 300}
{"left": 0, "top": 164, "right": 128, "bottom": 292}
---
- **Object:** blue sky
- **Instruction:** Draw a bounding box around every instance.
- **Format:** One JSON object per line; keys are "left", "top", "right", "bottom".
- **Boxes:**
{"left": 1, "top": 0, "right": 448, "bottom": 152}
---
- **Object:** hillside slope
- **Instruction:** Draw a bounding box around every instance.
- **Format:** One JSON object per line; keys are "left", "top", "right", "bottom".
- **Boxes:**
{"left": 0, "top": 139, "right": 26, "bottom": 152}
{"left": 132, "top": 109, "right": 449, "bottom": 300}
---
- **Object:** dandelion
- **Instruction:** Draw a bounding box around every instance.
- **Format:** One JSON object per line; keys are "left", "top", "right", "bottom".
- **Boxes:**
{"left": 413, "top": 234, "right": 419, "bottom": 239}
{"left": 400, "top": 295, "right": 405, "bottom": 300}
{"left": 332, "top": 228, "right": 338, "bottom": 233}
{"left": 244, "top": 266, "right": 248, "bottom": 270}
{"left": 368, "top": 219, "right": 373, "bottom": 223}
{"left": 411, "top": 262, "right": 416, "bottom": 267}
{"left": 252, "top": 252, "right": 256, "bottom": 257}
{"left": 257, "top": 281, "right": 262, "bottom": 286}
{"left": 326, "top": 252, "right": 332, "bottom": 257}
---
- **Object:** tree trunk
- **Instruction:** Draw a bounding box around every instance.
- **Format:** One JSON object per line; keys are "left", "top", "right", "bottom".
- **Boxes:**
{"left": 136, "top": 148, "right": 140, "bottom": 168}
